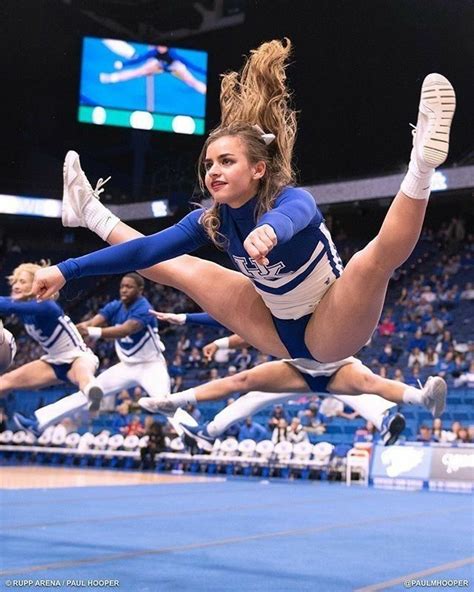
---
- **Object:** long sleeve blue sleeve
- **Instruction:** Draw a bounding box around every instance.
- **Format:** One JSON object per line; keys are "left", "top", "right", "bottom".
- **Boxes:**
{"left": 185, "top": 313, "right": 225, "bottom": 329}
{"left": 0, "top": 297, "right": 57, "bottom": 316}
{"left": 58, "top": 211, "right": 209, "bottom": 281}
{"left": 256, "top": 187, "right": 320, "bottom": 244}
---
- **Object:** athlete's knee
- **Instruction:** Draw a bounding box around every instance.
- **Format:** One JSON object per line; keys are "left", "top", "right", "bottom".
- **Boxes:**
{"left": 231, "top": 370, "right": 254, "bottom": 393}
{"left": 355, "top": 369, "right": 380, "bottom": 394}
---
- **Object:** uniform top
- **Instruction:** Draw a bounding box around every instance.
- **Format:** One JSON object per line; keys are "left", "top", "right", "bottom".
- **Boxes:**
{"left": 59, "top": 186, "right": 344, "bottom": 320}
{"left": 0, "top": 297, "right": 87, "bottom": 358}
{"left": 99, "top": 295, "right": 165, "bottom": 364}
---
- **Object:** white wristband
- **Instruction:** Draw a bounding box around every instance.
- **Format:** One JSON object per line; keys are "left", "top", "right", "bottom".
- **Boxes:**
{"left": 213, "top": 337, "right": 230, "bottom": 350}
{"left": 176, "top": 314, "right": 187, "bottom": 325}
{"left": 87, "top": 326, "right": 102, "bottom": 339}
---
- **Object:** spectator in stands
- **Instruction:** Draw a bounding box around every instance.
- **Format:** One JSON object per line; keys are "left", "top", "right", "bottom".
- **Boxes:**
{"left": 286, "top": 417, "right": 309, "bottom": 444}
{"left": 122, "top": 414, "right": 144, "bottom": 437}
{"left": 234, "top": 347, "right": 253, "bottom": 371}
{"left": 397, "top": 313, "right": 417, "bottom": 337}
{"left": 298, "top": 402, "right": 321, "bottom": 428}
{"left": 112, "top": 402, "right": 129, "bottom": 435}
{"left": 175, "top": 334, "right": 190, "bottom": 354}
{"left": 408, "top": 327, "right": 427, "bottom": 352}
{"left": 192, "top": 330, "right": 206, "bottom": 349}
{"left": 186, "top": 347, "right": 202, "bottom": 369}
{"left": 318, "top": 397, "right": 358, "bottom": 423}
{"left": 424, "top": 346, "right": 439, "bottom": 368}
{"left": 393, "top": 368, "right": 405, "bottom": 382}
{"left": 268, "top": 404, "right": 289, "bottom": 431}
{"left": 454, "top": 360, "right": 474, "bottom": 388}
{"left": 405, "top": 362, "right": 423, "bottom": 387}
{"left": 238, "top": 416, "right": 268, "bottom": 442}
{"left": 378, "top": 316, "right": 396, "bottom": 337}
{"left": 378, "top": 343, "right": 399, "bottom": 366}
{"left": 424, "top": 314, "right": 444, "bottom": 336}
{"left": 225, "top": 365, "right": 238, "bottom": 378}
{"left": 354, "top": 421, "right": 376, "bottom": 444}
{"left": 438, "top": 305, "right": 453, "bottom": 326}
{"left": 408, "top": 347, "right": 426, "bottom": 368}
{"left": 444, "top": 421, "right": 462, "bottom": 443}
{"left": 460, "top": 282, "right": 474, "bottom": 301}
{"left": 271, "top": 418, "right": 289, "bottom": 444}
{"left": 208, "top": 367, "right": 220, "bottom": 380}
{"left": 139, "top": 417, "right": 166, "bottom": 470}
{"left": 468, "top": 426, "right": 474, "bottom": 443}
{"left": 435, "top": 329, "right": 455, "bottom": 356}
{"left": 416, "top": 424, "right": 434, "bottom": 442}
{"left": 436, "top": 351, "right": 456, "bottom": 379}
{"left": 431, "top": 418, "right": 454, "bottom": 443}
{"left": 456, "top": 427, "right": 471, "bottom": 443}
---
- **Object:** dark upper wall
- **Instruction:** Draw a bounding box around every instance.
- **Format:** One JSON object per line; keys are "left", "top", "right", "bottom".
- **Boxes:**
{"left": 1, "top": 0, "right": 473, "bottom": 203}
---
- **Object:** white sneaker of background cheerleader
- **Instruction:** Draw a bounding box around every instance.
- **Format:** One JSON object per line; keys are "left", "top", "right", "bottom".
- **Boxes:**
{"left": 420, "top": 376, "right": 447, "bottom": 418}
{"left": 138, "top": 395, "right": 179, "bottom": 417}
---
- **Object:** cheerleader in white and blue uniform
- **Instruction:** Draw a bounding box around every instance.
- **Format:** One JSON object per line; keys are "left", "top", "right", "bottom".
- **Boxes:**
{"left": 34, "top": 39, "right": 454, "bottom": 422}
{"left": 17, "top": 273, "right": 170, "bottom": 433}
{"left": 0, "top": 262, "right": 101, "bottom": 412}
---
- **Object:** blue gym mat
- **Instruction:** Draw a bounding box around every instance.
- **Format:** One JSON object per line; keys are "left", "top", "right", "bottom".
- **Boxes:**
{"left": 1, "top": 477, "right": 472, "bottom": 591}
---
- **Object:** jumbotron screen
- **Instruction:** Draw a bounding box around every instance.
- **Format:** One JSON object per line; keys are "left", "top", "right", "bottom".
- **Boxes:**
{"left": 78, "top": 37, "right": 207, "bottom": 135}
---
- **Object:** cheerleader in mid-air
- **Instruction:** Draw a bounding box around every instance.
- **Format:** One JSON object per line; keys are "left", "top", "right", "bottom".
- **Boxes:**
{"left": 0, "top": 262, "right": 102, "bottom": 414}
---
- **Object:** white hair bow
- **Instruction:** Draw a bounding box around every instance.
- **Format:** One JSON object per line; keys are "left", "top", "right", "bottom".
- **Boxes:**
{"left": 252, "top": 124, "right": 276, "bottom": 146}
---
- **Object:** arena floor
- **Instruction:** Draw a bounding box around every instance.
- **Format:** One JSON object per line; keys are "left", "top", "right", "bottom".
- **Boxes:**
{"left": 0, "top": 467, "right": 472, "bottom": 591}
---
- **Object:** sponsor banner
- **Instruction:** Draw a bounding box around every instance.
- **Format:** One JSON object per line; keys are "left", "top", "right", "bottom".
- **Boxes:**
{"left": 371, "top": 444, "right": 432, "bottom": 480}
{"left": 430, "top": 447, "right": 474, "bottom": 482}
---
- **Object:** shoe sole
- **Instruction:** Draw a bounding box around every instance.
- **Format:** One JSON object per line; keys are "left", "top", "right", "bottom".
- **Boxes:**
{"left": 88, "top": 386, "right": 103, "bottom": 413}
{"left": 420, "top": 74, "right": 456, "bottom": 168}
{"left": 62, "top": 150, "right": 83, "bottom": 227}
{"left": 384, "top": 414, "right": 406, "bottom": 446}
{"left": 427, "top": 377, "right": 447, "bottom": 418}
{"left": 179, "top": 423, "right": 214, "bottom": 452}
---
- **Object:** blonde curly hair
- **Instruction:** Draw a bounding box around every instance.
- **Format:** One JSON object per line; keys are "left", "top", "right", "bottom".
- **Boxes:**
{"left": 198, "top": 38, "right": 297, "bottom": 246}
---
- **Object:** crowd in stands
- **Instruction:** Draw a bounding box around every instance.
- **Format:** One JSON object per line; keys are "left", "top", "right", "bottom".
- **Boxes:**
{"left": 1, "top": 215, "right": 473, "bottom": 446}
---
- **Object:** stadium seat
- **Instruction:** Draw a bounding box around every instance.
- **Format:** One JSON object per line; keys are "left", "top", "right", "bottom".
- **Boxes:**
{"left": 0, "top": 430, "right": 13, "bottom": 444}
{"left": 108, "top": 434, "right": 125, "bottom": 450}
{"left": 65, "top": 432, "right": 81, "bottom": 449}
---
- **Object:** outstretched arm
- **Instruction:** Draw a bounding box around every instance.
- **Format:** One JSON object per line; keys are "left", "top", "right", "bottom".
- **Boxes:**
{"left": 32, "top": 212, "right": 208, "bottom": 300}
{"left": 150, "top": 310, "right": 226, "bottom": 330}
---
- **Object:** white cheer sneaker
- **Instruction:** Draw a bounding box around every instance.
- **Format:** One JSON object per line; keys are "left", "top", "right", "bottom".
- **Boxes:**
{"left": 421, "top": 376, "right": 447, "bottom": 418}
{"left": 138, "top": 395, "right": 179, "bottom": 417}
{"left": 62, "top": 150, "right": 110, "bottom": 227}
{"left": 412, "top": 73, "right": 456, "bottom": 169}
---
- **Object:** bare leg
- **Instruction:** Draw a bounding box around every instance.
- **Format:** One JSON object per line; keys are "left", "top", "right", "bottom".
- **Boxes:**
{"left": 66, "top": 356, "right": 99, "bottom": 392}
{"left": 107, "top": 223, "right": 289, "bottom": 358}
{"left": 327, "top": 362, "right": 407, "bottom": 403}
{"left": 307, "top": 192, "right": 427, "bottom": 361}
{"left": 193, "top": 361, "right": 308, "bottom": 403}
{"left": 0, "top": 360, "right": 60, "bottom": 396}
{"left": 306, "top": 73, "right": 456, "bottom": 362}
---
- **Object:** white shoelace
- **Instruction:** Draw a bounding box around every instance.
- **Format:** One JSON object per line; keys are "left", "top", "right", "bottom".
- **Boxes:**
{"left": 92, "top": 176, "right": 111, "bottom": 200}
